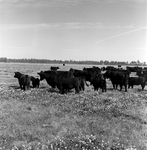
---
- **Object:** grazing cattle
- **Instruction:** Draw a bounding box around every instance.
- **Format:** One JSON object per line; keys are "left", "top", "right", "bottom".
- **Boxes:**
{"left": 54, "top": 77, "right": 80, "bottom": 94}
{"left": 117, "top": 69, "right": 131, "bottom": 76}
{"left": 37, "top": 71, "right": 57, "bottom": 88}
{"left": 70, "top": 68, "right": 86, "bottom": 77}
{"left": 91, "top": 73, "right": 106, "bottom": 92}
{"left": 128, "top": 76, "right": 146, "bottom": 90}
{"left": 14, "top": 72, "right": 31, "bottom": 90}
{"left": 83, "top": 66, "right": 101, "bottom": 74}
{"left": 69, "top": 68, "right": 92, "bottom": 84}
{"left": 104, "top": 70, "right": 129, "bottom": 92}
{"left": 105, "top": 66, "right": 117, "bottom": 71}
{"left": 30, "top": 76, "right": 40, "bottom": 88}
{"left": 136, "top": 70, "right": 147, "bottom": 81}
{"left": 37, "top": 70, "right": 73, "bottom": 88}
{"left": 50, "top": 66, "right": 59, "bottom": 71}
{"left": 126, "top": 66, "right": 142, "bottom": 73}
{"left": 82, "top": 67, "right": 101, "bottom": 84}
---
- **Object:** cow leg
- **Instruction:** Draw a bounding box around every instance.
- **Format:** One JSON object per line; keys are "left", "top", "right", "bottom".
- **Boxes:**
{"left": 102, "top": 87, "right": 104, "bottom": 92}
{"left": 61, "top": 89, "right": 64, "bottom": 94}
{"left": 119, "top": 84, "right": 122, "bottom": 91}
{"left": 23, "top": 85, "right": 26, "bottom": 91}
{"left": 20, "top": 84, "right": 23, "bottom": 90}
{"left": 75, "top": 84, "right": 80, "bottom": 93}
{"left": 20, "top": 85, "right": 22, "bottom": 89}
{"left": 113, "top": 84, "right": 115, "bottom": 90}
{"left": 104, "top": 85, "right": 107, "bottom": 92}
{"left": 59, "top": 87, "right": 63, "bottom": 94}
{"left": 27, "top": 83, "right": 30, "bottom": 90}
{"left": 141, "top": 84, "right": 145, "bottom": 90}
{"left": 116, "top": 84, "right": 118, "bottom": 89}
{"left": 97, "top": 87, "right": 99, "bottom": 91}
{"left": 82, "top": 86, "right": 85, "bottom": 91}
{"left": 124, "top": 85, "right": 127, "bottom": 92}
{"left": 64, "top": 89, "right": 68, "bottom": 94}
{"left": 75, "top": 88, "right": 80, "bottom": 94}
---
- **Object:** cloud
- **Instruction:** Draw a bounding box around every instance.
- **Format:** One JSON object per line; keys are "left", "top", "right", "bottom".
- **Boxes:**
{"left": 0, "top": 0, "right": 146, "bottom": 8}
{"left": 0, "top": 0, "right": 81, "bottom": 8}
{"left": 96, "top": 26, "right": 147, "bottom": 44}
{"left": 0, "top": 23, "right": 136, "bottom": 30}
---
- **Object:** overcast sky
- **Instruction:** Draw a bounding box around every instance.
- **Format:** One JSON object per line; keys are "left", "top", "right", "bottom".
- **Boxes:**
{"left": 0, "top": 0, "right": 147, "bottom": 63}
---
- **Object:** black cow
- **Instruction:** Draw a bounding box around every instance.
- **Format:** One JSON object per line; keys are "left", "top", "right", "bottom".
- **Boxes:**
{"left": 69, "top": 68, "right": 92, "bottom": 84}
{"left": 50, "top": 66, "right": 59, "bottom": 71}
{"left": 14, "top": 72, "right": 31, "bottom": 90}
{"left": 37, "top": 70, "right": 73, "bottom": 88}
{"left": 54, "top": 77, "right": 80, "bottom": 94}
{"left": 82, "top": 67, "right": 101, "bottom": 84}
{"left": 104, "top": 70, "right": 128, "bottom": 92}
{"left": 30, "top": 76, "right": 40, "bottom": 88}
{"left": 136, "top": 70, "right": 147, "bottom": 81}
{"left": 83, "top": 66, "right": 101, "bottom": 74}
{"left": 128, "top": 76, "right": 146, "bottom": 90}
{"left": 91, "top": 73, "right": 106, "bottom": 92}
{"left": 105, "top": 66, "right": 117, "bottom": 71}
{"left": 37, "top": 71, "right": 57, "bottom": 88}
{"left": 126, "top": 66, "right": 142, "bottom": 73}
{"left": 69, "top": 68, "right": 84, "bottom": 77}
{"left": 115, "top": 69, "right": 130, "bottom": 76}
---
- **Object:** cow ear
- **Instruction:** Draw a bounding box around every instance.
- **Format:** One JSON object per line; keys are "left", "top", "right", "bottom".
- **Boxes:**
{"left": 37, "top": 72, "right": 40, "bottom": 75}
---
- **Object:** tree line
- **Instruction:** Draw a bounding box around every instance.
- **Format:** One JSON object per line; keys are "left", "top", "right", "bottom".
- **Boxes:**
{"left": 0, "top": 57, "right": 146, "bottom": 66}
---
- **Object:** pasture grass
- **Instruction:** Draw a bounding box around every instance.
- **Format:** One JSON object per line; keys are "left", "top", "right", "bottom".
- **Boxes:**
{"left": 0, "top": 63, "right": 147, "bottom": 150}
{"left": 0, "top": 81, "right": 147, "bottom": 150}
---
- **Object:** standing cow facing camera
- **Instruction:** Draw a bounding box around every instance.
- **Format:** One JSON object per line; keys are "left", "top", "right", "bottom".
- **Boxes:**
{"left": 91, "top": 73, "right": 107, "bottom": 92}
{"left": 104, "top": 70, "right": 128, "bottom": 92}
{"left": 14, "top": 72, "right": 31, "bottom": 91}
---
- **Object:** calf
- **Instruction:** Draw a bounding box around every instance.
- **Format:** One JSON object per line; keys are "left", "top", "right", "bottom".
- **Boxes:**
{"left": 128, "top": 76, "right": 146, "bottom": 90}
{"left": 14, "top": 72, "right": 31, "bottom": 90}
{"left": 30, "top": 76, "right": 40, "bottom": 88}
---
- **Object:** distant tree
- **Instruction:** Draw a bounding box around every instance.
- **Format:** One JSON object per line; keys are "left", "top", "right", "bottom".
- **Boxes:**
{"left": 0, "top": 57, "right": 7, "bottom": 62}
{"left": 137, "top": 60, "right": 141, "bottom": 65}
{"left": 130, "top": 61, "right": 137, "bottom": 65}
{"left": 104, "top": 60, "right": 109, "bottom": 65}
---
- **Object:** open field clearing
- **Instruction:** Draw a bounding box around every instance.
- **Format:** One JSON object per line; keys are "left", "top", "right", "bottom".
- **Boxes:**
{"left": 0, "top": 63, "right": 147, "bottom": 150}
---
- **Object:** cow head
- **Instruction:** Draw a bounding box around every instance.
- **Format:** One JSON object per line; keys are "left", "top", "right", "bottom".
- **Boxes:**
{"left": 37, "top": 71, "right": 45, "bottom": 81}
{"left": 14, "top": 72, "right": 23, "bottom": 79}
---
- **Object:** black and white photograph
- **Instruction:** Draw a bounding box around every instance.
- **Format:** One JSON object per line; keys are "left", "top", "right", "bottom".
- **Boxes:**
{"left": 0, "top": 0, "right": 147, "bottom": 149}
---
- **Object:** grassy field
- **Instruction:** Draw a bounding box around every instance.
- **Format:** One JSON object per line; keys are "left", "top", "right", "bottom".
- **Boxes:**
{"left": 0, "top": 63, "right": 147, "bottom": 150}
